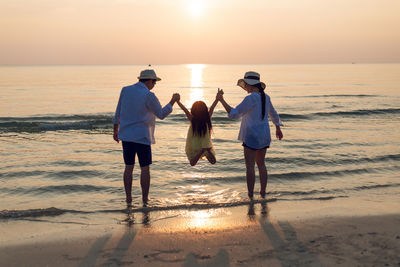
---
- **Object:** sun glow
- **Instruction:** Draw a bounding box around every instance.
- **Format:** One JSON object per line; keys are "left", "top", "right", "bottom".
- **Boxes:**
{"left": 187, "top": 0, "right": 206, "bottom": 17}
{"left": 186, "top": 64, "right": 205, "bottom": 107}
{"left": 189, "top": 210, "right": 212, "bottom": 228}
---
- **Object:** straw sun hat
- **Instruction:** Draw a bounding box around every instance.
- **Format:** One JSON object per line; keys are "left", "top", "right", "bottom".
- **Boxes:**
{"left": 137, "top": 69, "right": 161, "bottom": 81}
{"left": 237, "top": 71, "right": 266, "bottom": 90}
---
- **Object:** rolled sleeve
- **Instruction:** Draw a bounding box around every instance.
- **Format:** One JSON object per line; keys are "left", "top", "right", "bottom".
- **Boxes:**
{"left": 146, "top": 92, "right": 172, "bottom": 119}
{"left": 229, "top": 95, "right": 254, "bottom": 119}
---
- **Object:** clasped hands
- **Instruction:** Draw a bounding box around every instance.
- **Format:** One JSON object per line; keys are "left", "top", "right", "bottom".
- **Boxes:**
{"left": 216, "top": 88, "right": 224, "bottom": 102}
{"left": 171, "top": 88, "right": 224, "bottom": 105}
{"left": 170, "top": 93, "right": 180, "bottom": 104}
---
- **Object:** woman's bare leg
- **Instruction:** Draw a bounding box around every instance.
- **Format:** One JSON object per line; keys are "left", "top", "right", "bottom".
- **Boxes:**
{"left": 244, "top": 147, "right": 256, "bottom": 199}
{"left": 255, "top": 148, "right": 267, "bottom": 197}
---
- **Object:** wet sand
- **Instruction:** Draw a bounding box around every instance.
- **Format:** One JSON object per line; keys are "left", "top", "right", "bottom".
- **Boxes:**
{"left": 1, "top": 198, "right": 400, "bottom": 266}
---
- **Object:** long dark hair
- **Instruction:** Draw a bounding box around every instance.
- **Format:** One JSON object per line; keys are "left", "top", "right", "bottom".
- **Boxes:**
{"left": 254, "top": 83, "right": 266, "bottom": 119}
{"left": 191, "top": 101, "right": 212, "bottom": 136}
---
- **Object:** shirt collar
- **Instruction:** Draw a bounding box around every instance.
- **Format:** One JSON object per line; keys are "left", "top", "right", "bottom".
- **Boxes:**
{"left": 137, "top": 81, "right": 150, "bottom": 90}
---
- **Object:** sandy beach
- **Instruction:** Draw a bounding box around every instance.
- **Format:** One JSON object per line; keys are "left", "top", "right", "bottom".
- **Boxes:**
{"left": 1, "top": 197, "right": 399, "bottom": 267}
{"left": 1, "top": 64, "right": 400, "bottom": 267}
{"left": 2, "top": 0, "right": 400, "bottom": 263}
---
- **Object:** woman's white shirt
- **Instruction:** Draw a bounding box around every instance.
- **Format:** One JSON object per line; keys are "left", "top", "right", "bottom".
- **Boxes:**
{"left": 229, "top": 92, "right": 283, "bottom": 149}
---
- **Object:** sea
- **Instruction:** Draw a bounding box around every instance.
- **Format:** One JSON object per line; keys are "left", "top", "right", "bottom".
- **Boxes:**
{"left": 0, "top": 64, "right": 399, "bottom": 225}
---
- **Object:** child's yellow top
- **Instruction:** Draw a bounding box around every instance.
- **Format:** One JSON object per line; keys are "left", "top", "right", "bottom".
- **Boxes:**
{"left": 185, "top": 125, "right": 215, "bottom": 160}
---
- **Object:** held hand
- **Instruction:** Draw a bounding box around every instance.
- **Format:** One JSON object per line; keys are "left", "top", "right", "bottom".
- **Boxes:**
{"left": 216, "top": 88, "right": 224, "bottom": 101}
{"left": 276, "top": 127, "right": 283, "bottom": 140}
{"left": 171, "top": 93, "right": 180, "bottom": 104}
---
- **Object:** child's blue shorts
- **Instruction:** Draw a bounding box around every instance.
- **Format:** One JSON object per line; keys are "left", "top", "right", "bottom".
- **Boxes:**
{"left": 122, "top": 141, "right": 152, "bottom": 167}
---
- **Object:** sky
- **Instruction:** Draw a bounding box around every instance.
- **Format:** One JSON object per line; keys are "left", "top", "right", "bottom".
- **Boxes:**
{"left": 0, "top": 0, "right": 399, "bottom": 65}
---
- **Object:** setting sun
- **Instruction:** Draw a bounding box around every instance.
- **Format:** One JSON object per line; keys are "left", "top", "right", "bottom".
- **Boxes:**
{"left": 187, "top": 0, "right": 206, "bottom": 17}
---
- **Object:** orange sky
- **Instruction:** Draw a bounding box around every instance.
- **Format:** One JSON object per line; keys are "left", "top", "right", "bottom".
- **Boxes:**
{"left": 0, "top": 0, "right": 399, "bottom": 64}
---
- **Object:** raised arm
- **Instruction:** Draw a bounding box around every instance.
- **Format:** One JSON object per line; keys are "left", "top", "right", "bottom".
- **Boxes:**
{"left": 216, "top": 88, "right": 232, "bottom": 114}
{"left": 208, "top": 99, "right": 218, "bottom": 117}
{"left": 177, "top": 100, "right": 193, "bottom": 121}
{"left": 146, "top": 92, "right": 178, "bottom": 120}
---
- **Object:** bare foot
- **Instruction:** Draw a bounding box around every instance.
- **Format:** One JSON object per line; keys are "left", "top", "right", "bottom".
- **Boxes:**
{"left": 142, "top": 197, "right": 149, "bottom": 206}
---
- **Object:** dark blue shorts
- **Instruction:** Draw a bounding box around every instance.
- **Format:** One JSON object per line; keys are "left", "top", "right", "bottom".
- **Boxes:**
{"left": 242, "top": 143, "right": 269, "bottom": 151}
{"left": 122, "top": 141, "right": 152, "bottom": 167}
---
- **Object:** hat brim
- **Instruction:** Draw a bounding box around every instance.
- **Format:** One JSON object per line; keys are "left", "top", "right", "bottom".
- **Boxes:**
{"left": 237, "top": 79, "right": 265, "bottom": 90}
{"left": 137, "top": 76, "right": 162, "bottom": 81}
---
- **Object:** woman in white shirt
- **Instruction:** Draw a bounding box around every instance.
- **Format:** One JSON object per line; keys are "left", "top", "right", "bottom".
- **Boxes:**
{"left": 217, "top": 71, "right": 283, "bottom": 199}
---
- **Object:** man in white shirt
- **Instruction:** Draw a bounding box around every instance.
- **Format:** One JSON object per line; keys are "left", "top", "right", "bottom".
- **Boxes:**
{"left": 113, "top": 69, "right": 180, "bottom": 204}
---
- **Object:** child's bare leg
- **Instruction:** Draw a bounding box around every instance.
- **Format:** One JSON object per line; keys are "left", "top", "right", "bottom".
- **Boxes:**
{"left": 189, "top": 149, "right": 205, "bottom": 166}
{"left": 205, "top": 148, "right": 216, "bottom": 164}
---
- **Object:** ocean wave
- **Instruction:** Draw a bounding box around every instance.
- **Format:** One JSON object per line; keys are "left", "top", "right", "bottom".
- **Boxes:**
{"left": 278, "top": 195, "right": 348, "bottom": 201}
{"left": 0, "top": 200, "right": 276, "bottom": 220}
{"left": 271, "top": 166, "right": 397, "bottom": 180}
{"left": 269, "top": 183, "right": 400, "bottom": 197}
{"left": 0, "top": 107, "right": 398, "bottom": 133}
{"left": 2, "top": 183, "right": 399, "bottom": 220}
{"left": 171, "top": 165, "right": 400, "bottom": 186}
{"left": 0, "top": 207, "right": 73, "bottom": 219}
{"left": 279, "top": 108, "right": 400, "bottom": 120}
{"left": 0, "top": 113, "right": 112, "bottom": 133}
{"left": 162, "top": 113, "right": 237, "bottom": 125}
{"left": 218, "top": 152, "right": 400, "bottom": 168}
{"left": 0, "top": 169, "right": 106, "bottom": 180}
{"left": 285, "top": 94, "right": 380, "bottom": 98}
{"left": 313, "top": 108, "right": 400, "bottom": 117}
{"left": 265, "top": 153, "right": 400, "bottom": 166}
{"left": 0, "top": 184, "right": 114, "bottom": 195}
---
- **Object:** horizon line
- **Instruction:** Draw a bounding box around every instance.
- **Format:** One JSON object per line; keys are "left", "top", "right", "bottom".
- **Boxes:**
{"left": 1, "top": 62, "right": 399, "bottom": 67}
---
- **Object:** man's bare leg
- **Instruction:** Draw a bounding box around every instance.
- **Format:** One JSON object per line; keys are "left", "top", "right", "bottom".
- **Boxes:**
{"left": 140, "top": 165, "right": 150, "bottom": 204}
{"left": 124, "top": 165, "right": 134, "bottom": 203}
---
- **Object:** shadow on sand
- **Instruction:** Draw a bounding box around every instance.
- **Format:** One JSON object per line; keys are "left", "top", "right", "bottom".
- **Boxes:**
{"left": 258, "top": 209, "right": 322, "bottom": 267}
{"left": 78, "top": 205, "right": 144, "bottom": 266}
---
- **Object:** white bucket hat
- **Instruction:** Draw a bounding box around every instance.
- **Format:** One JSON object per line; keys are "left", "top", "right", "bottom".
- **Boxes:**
{"left": 237, "top": 71, "right": 266, "bottom": 90}
{"left": 137, "top": 69, "right": 161, "bottom": 81}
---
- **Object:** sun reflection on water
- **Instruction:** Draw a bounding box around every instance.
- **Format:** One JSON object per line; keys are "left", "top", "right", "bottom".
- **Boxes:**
{"left": 186, "top": 64, "right": 205, "bottom": 107}
{"left": 189, "top": 210, "right": 212, "bottom": 228}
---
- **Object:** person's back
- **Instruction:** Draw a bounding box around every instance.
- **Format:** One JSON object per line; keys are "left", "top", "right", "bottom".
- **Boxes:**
{"left": 118, "top": 82, "right": 155, "bottom": 144}
{"left": 113, "top": 69, "right": 180, "bottom": 204}
{"left": 233, "top": 92, "right": 277, "bottom": 149}
{"left": 217, "top": 71, "right": 283, "bottom": 199}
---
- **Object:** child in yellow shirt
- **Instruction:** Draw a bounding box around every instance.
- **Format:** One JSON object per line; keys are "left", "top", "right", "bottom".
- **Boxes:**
{"left": 177, "top": 91, "right": 221, "bottom": 166}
